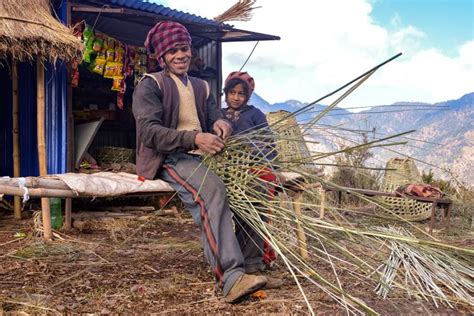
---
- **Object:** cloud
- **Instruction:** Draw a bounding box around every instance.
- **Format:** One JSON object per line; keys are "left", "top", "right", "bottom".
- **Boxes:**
{"left": 160, "top": 0, "right": 473, "bottom": 107}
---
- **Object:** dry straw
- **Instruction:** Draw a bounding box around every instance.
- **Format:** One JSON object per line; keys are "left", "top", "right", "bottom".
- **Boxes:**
{"left": 0, "top": 0, "right": 83, "bottom": 62}
{"left": 214, "top": 0, "right": 261, "bottom": 23}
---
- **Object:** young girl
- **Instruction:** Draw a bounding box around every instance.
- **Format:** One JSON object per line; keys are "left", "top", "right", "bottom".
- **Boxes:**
{"left": 222, "top": 72, "right": 282, "bottom": 287}
{"left": 222, "top": 71, "right": 276, "bottom": 160}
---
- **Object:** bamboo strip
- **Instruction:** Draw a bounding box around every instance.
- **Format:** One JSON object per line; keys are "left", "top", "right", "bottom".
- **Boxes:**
{"left": 292, "top": 191, "right": 309, "bottom": 259}
{"left": 319, "top": 187, "right": 326, "bottom": 219}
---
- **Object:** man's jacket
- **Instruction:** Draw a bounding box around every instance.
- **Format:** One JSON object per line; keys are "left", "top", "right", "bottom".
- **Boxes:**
{"left": 132, "top": 71, "right": 222, "bottom": 179}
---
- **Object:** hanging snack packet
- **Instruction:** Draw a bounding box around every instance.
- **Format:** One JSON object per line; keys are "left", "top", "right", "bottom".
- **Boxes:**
{"left": 82, "top": 25, "right": 95, "bottom": 63}
{"left": 114, "top": 43, "right": 125, "bottom": 63}
{"left": 71, "top": 69, "right": 80, "bottom": 87}
{"left": 97, "top": 48, "right": 106, "bottom": 60}
{"left": 92, "top": 38, "right": 104, "bottom": 52}
{"left": 103, "top": 62, "right": 116, "bottom": 78}
{"left": 117, "top": 91, "right": 124, "bottom": 109}
{"left": 124, "top": 46, "right": 136, "bottom": 77}
{"left": 106, "top": 47, "right": 115, "bottom": 62}
{"left": 71, "top": 57, "right": 81, "bottom": 87}
{"left": 111, "top": 77, "right": 123, "bottom": 91}
{"left": 83, "top": 25, "right": 95, "bottom": 48}
{"left": 104, "top": 62, "right": 124, "bottom": 79}
{"left": 93, "top": 57, "right": 106, "bottom": 75}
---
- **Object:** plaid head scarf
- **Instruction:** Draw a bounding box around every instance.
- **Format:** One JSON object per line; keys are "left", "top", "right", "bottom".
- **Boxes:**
{"left": 224, "top": 71, "right": 255, "bottom": 96}
{"left": 144, "top": 21, "right": 192, "bottom": 67}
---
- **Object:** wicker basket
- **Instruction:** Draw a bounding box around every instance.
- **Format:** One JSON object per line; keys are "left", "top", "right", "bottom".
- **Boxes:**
{"left": 95, "top": 146, "right": 135, "bottom": 165}
{"left": 378, "top": 158, "right": 431, "bottom": 221}
{"left": 266, "top": 110, "right": 313, "bottom": 166}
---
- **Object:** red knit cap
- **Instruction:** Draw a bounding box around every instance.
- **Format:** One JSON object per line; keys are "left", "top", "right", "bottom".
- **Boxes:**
{"left": 224, "top": 71, "right": 255, "bottom": 95}
{"left": 144, "top": 21, "right": 192, "bottom": 61}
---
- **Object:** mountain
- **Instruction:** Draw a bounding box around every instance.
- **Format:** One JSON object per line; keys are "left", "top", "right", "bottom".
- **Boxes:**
{"left": 251, "top": 92, "right": 474, "bottom": 186}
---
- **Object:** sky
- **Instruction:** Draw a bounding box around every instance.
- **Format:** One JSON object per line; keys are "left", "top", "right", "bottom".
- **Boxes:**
{"left": 159, "top": 0, "right": 474, "bottom": 109}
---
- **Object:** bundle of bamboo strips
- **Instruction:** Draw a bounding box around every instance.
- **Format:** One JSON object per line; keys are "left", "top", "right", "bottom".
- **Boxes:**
{"left": 197, "top": 55, "right": 473, "bottom": 314}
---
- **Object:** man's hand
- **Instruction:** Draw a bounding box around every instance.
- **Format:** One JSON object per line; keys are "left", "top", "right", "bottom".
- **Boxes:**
{"left": 195, "top": 132, "right": 225, "bottom": 155}
{"left": 213, "top": 120, "right": 232, "bottom": 140}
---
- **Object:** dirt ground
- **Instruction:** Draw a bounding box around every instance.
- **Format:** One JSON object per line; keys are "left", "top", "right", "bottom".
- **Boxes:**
{"left": 0, "top": 205, "right": 472, "bottom": 315}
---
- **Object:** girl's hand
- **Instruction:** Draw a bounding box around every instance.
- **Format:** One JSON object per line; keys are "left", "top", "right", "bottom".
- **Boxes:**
{"left": 213, "top": 120, "right": 232, "bottom": 140}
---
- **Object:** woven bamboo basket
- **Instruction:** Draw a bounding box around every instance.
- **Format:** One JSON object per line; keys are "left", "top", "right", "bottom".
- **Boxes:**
{"left": 378, "top": 158, "right": 431, "bottom": 221}
{"left": 206, "top": 146, "right": 256, "bottom": 197}
{"left": 266, "top": 110, "right": 313, "bottom": 167}
{"left": 95, "top": 146, "right": 135, "bottom": 165}
{"left": 206, "top": 148, "right": 301, "bottom": 252}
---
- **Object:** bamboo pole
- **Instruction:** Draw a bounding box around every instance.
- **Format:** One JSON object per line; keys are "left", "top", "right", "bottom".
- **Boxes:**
{"left": 65, "top": 0, "right": 73, "bottom": 230}
{"left": 292, "top": 191, "right": 309, "bottom": 259}
{"left": 0, "top": 184, "right": 76, "bottom": 198}
{"left": 319, "top": 187, "right": 326, "bottom": 219}
{"left": 12, "top": 59, "right": 21, "bottom": 219}
{"left": 0, "top": 177, "right": 70, "bottom": 190}
{"left": 36, "top": 58, "right": 52, "bottom": 240}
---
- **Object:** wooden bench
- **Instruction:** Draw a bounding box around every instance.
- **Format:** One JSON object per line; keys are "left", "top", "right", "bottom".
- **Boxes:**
{"left": 321, "top": 185, "right": 453, "bottom": 235}
{"left": 0, "top": 172, "right": 310, "bottom": 249}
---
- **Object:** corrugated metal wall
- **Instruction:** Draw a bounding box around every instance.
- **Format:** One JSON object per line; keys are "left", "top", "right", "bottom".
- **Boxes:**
{"left": 196, "top": 41, "right": 222, "bottom": 104}
{"left": 45, "top": 0, "right": 69, "bottom": 174}
{"left": 45, "top": 61, "right": 68, "bottom": 174}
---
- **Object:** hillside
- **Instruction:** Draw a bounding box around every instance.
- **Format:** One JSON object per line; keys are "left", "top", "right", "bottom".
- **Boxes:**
{"left": 248, "top": 92, "right": 474, "bottom": 186}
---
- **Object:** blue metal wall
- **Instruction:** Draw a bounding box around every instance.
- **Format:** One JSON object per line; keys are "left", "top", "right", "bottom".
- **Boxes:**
{"left": 45, "top": 61, "right": 68, "bottom": 174}
{"left": 45, "top": 0, "right": 69, "bottom": 174}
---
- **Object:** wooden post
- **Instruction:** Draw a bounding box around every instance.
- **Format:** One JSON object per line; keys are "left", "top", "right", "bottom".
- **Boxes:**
{"left": 292, "top": 191, "right": 309, "bottom": 259}
{"left": 64, "top": 0, "right": 73, "bottom": 230}
{"left": 319, "top": 187, "right": 326, "bottom": 219}
{"left": 12, "top": 59, "right": 21, "bottom": 219}
{"left": 37, "top": 58, "right": 52, "bottom": 240}
{"left": 64, "top": 62, "right": 73, "bottom": 229}
{"left": 428, "top": 201, "right": 438, "bottom": 235}
{"left": 444, "top": 202, "right": 453, "bottom": 231}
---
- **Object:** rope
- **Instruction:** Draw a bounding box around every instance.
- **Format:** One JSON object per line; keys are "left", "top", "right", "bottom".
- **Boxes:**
{"left": 239, "top": 40, "right": 259, "bottom": 71}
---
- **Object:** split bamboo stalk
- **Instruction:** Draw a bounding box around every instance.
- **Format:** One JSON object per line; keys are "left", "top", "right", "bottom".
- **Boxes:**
{"left": 292, "top": 191, "right": 309, "bottom": 259}
{"left": 0, "top": 184, "right": 76, "bottom": 198}
{"left": 36, "top": 58, "right": 52, "bottom": 240}
{"left": 319, "top": 187, "right": 326, "bottom": 219}
{"left": 0, "top": 177, "right": 70, "bottom": 190}
{"left": 65, "top": 2, "right": 73, "bottom": 230}
{"left": 11, "top": 58, "right": 21, "bottom": 219}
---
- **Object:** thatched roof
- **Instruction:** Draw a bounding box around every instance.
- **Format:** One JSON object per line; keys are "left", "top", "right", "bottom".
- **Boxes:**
{"left": 0, "top": 0, "right": 83, "bottom": 62}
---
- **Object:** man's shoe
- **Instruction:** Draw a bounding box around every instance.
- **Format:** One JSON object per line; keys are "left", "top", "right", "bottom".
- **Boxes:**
{"left": 263, "top": 275, "right": 284, "bottom": 289}
{"left": 225, "top": 274, "right": 267, "bottom": 303}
